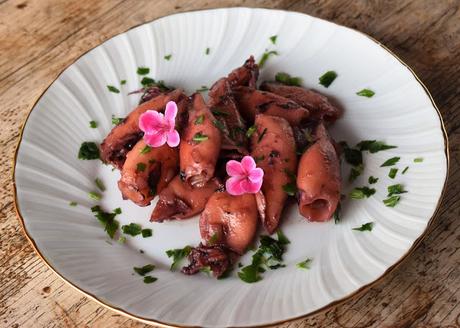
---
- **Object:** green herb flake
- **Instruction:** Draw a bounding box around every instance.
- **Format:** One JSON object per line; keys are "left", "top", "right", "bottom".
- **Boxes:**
{"left": 357, "top": 140, "right": 397, "bottom": 153}
{"left": 136, "top": 162, "right": 146, "bottom": 172}
{"left": 269, "top": 35, "right": 277, "bottom": 44}
{"left": 111, "top": 116, "right": 124, "bottom": 125}
{"left": 349, "top": 164, "right": 364, "bottom": 182}
{"left": 140, "top": 145, "right": 151, "bottom": 154}
{"left": 212, "top": 109, "right": 229, "bottom": 117}
{"left": 275, "top": 72, "right": 302, "bottom": 86}
{"left": 166, "top": 246, "right": 192, "bottom": 271}
{"left": 120, "top": 79, "right": 126, "bottom": 85}
{"left": 94, "top": 178, "right": 106, "bottom": 192}
{"left": 383, "top": 195, "right": 401, "bottom": 207}
{"left": 296, "top": 258, "right": 312, "bottom": 270}
{"left": 141, "top": 77, "right": 155, "bottom": 86}
{"left": 114, "top": 208, "right": 122, "bottom": 215}
{"left": 78, "top": 142, "right": 100, "bottom": 160}
{"left": 258, "top": 128, "right": 268, "bottom": 143}
{"left": 387, "top": 184, "right": 407, "bottom": 196}
{"left": 205, "top": 47, "right": 210, "bottom": 55}
{"left": 350, "top": 187, "right": 376, "bottom": 199}
{"left": 402, "top": 166, "right": 409, "bottom": 174}
{"left": 143, "top": 276, "right": 157, "bottom": 284}
{"left": 340, "top": 142, "right": 363, "bottom": 167}
{"left": 352, "top": 222, "right": 374, "bottom": 232}
{"left": 194, "top": 114, "right": 205, "bottom": 125}
{"left": 91, "top": 206, "right": 121, "bottom": 239}
{"left": 238, "top": 264, "right": 261, "bottom": 283}
{"left": 136, "top": 67, "right": 150, "bottom": 75}
{"left": 89, "top": 120, "right": 98, "bottom": 128}
{"left": 208, "top": 233, "right": 219, "bottom": 245}
{"left": 69, "top": 201, "right": 77, "bottom": 207}
{"left": 107, "top": 85, "right": 120, "bottom": 93}
{"left": 318, "top": 71, "right": 337, "bottom": 88}
{"left": 381, "top": 157, "right": 400, "bottom": 167}
{"left": 196, "top": 86, "right": 209, "bottom": 93}
{"left": 246, "top": 125, "right": 257, "bottom": 138}
{"left": 133, "top": 264, "right": 155, "bottom": 276}
{"left": 276, "top": 229, "right": 290, "bottom": 245}
{"left": 368, "top": 176, "right": 379, "bottom": 184}
{"left": 388, "top": 168, "right": 398, "bottom": 179}
{"left": 356, "top": 89, "right": 375, "bottom": 97}
{"left": 118, "top": 236, "right": 127, "bottom": 244}
{"left": 122, "top": 223, "right": 142, "bottom": 237}
{"left": 254, "top": 155, "right": 265, "bottom": 163}
{"left": 164, "top": 54, "right": 172, "bottom": 61}
{"left": 213, "top": 120, "right": 226, "bottom": 132}
{"left": 192, "top": 132, "right": 209, "bottom": 143}
{"left": 141, "top": 228, "right": 153, "bottom": 238}
{"left": 414, "top": 157, "right": 424, "bottom": 163}
{"left": 258, "top": 50, "right": 278, "bottom": 68}
{"left": 282, "top": 183, "right": 297, "bottom": 196}
{"left": 88, "top": 191, "right": 102, "bottom": 201}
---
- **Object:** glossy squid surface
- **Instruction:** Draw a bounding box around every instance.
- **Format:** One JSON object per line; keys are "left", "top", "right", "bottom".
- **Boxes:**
{"left": 296, "top": 123, "right": 341, "bottom": 221}
{"left": 250, "top": 114, "right": 297, "bottom": 234}
{"left": 118, "top": 139, "right": 178, "bottom": 206}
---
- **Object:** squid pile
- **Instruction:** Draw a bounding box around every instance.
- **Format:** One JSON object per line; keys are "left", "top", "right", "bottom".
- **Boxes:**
{"left": 100, "top": 56, "right": 343, "bottom": 278}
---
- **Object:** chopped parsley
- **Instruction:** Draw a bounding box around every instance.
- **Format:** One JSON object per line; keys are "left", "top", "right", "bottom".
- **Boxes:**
{"left": 141, "top": 228, "right": 153, "bottom": 238}
{"left": 254, "top": 155, "right": 265, "bottom": 163}
{"left": 258, "top": 128, "right": 267, "bottom": 143}
{"left": 193, "top": 132, "right": 209, "bottom": 143}
{"left": 282, "top": 183, "right": 297, "bottom": 196}
{"left": 136, "top": 162, "right": 146, "bottom": 172}
{"left": 122, "top": 223, "right": 142, "bottom": 236}
{"left": 69, "top": 201, "right": 77, "bottom": 207}
{"left": 88, "top": 191, "right": 102, "bottom": 201}
{"left": 166, "top": 246, "right": 192, "bottom": 271}
{"left": 356, "top": 89, "right": 375, "bottom": 97}
{"left": 196, "top": 86, "right": 209, "bottom": 92}
{"left": 350, "top": 187, "right": 376, "bottom": 199}
{"left": 275, "top": 72, "right": 302, "bottom": 86}
{"left": 205, "top": 47, "right": 210, "bottom": 55}
{"left": 340, "top": 142, "right": 363, "bottom": 167}
{"left": 381, "top": 157, "right": 400, "bottom": 167}
{"left": 89, "top": 120, "right": 98, "bottom": 128}
{"left": 91, "top": 206, "right": 121, "bottom": 239}
{"left": 383, "top": 195, "right": 400, "bottom": 207}
{"left": 194, "top": 114, "right": 205, "bottom": 125}
{"left": 387, "top": 184, "right": 407, "bottom": 196}
{"left": 107, "top": 85, "right": 120, "bottom": 93}
{"left": 140, "top": 145, "right": 151, "bottom": 154}
{"left": 318, "top": 71, "right": 337, "bottom": 88}
{"left": 349, "top": 164, "right": 364, "bottom": 182}
{"left": 333, "top": 202, "right": 341, "bottom": 224}
{"left": 258, "top": 50, "right": 278, "bottom": 68}
{"left": 164, "top": 54, "right": 172, "bottom": 61}
{"left": 78, "top": 142, "right": 100, "bottom": 160}
{"left": 133, "top": 264, "right": 155, "bottom": 276}
{"left": 94, "top": 178, "right": 105, "bottom": 192}
{"left": 357, "top": 140, "right": 397, "bottom": 153}
{"left": 120, "top": 79, "right": 126, "bottom": 85}
{"left": 368, "top": 176, "right": 379, "bottom": 184}
{"left": 246, "top": 125, "right": 257, "bottom": 138}
{"left": 283, "top": 168, "right": 297, "bottom": 181}
{"left": 269, "top": 35, "right": 277, "bottom": 44}
{"left": 296, "top": 258, "right": 312, "bottom": 270}
{"left": 352, "top": 222, "right": 374, "bottom": 232}
{"left": 208, "top": 233, "right": 219, "bottom": 245}
{"left": 238, "top": 264, "right": 261, "bottom": 283}
{"left": 136, "top": 67, "right": 150, "bottom": 75}
{"left": 111, "top": 116, "right": 124, "bottom": 125}
{"left": 143, "top": 276, "right": 157, "bottom": 284}
{"left": 402, "top": 166, "right": 409, "bottom": 174}
{"left": 140, "top": 77, "right": 155, "bottom": 86}
{"left": 414, "top": 157, "right": 424, "bottom": 163}
{"left": 213, "top": 120, "right": 226, "bottom": 132}
{"left": 276, "top": 229, "right": 290, "bottom": 245}
{"left": 212, "top": 109, "right": 229, "bottom": 117}
{"left": 388, "top": 168, "right": 398, "bottom": 179}
{"left": 118, "top": 236, "right": 127, "bottom": 244}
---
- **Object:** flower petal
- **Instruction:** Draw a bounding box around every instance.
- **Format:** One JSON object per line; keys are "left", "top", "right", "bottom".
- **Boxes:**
{"left": 139, "top": 110, "right": 164, "bottom": 133}
{"left": 166, "top": 129, "right": 180, "bottom": 147}
{"left": 241, "top": 178, "right": 263, "bottom": 194}
{"left": 164, "top": 101, "right": 178, "bottom": 125}
{"left": 226, "top": 177, "right": 246, "bottom": 196}
{"left": 144, "top": 131, "right": 167, "bottom": 148}
{"left": 248, "top": 167, "right": 264, "bottom": 183}
{"left": 226, "top": 160, "right": 244, "bottom": 177}
{"left": 240, "top": 156, "right": 256, "bottom": 174}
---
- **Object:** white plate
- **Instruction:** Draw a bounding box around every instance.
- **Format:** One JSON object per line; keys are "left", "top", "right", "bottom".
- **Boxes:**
{"left": 14, "top": 8, "right": 448, "bottom": 327}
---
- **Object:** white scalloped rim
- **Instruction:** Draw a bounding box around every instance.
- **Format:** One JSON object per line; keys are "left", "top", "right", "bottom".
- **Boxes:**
{"left": 14, "top": 8, "right": 447, "bottom": 327}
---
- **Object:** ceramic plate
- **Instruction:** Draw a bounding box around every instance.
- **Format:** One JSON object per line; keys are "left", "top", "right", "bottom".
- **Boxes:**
{"left": 14, "top": 8, "right": 448, "bottom": 327}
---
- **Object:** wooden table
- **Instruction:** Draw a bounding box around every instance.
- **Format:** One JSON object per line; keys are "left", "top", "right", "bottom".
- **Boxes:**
{"left": 1, "top": 0, "right": 459, "bottom": 327}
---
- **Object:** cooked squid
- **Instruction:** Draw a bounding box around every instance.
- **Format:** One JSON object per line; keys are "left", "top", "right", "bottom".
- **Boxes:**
{"left": 150, "top": 176, "right": 222, "bottom": 222}
{"left": 100, "top": 89, "right": 186, "bottom": 169}
{"left": 296, "top": 123, "right": 341, "bottom": 221}
{"left": 199, "top": 191, "right": 258, "bottom": 255}
{"left": 181, "top": 243, "right": 235, "bottom": 278}
{"left": 180, "top": 93, "right": 222, "bottom": 188}
{"left": 250, "top": 114, "right": 297, "bottom": 234}
{"left": 260, "top": 82, "right": 342, "bottom": 123}
{"left": 233, "top": 86, "right": 310, "bottom": 126}
{"left": 118, "top": 139, "right": 178, "bottom": 206}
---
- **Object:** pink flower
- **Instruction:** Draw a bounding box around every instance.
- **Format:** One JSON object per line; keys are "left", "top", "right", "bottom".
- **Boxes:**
{"left": 139, "top": 101, "right": 180, "bottom": 147}
{"left": 226, "top": 156, "right": 264, "bottom": 195}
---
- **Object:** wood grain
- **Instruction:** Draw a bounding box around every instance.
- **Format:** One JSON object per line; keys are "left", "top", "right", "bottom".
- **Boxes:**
{"left": 1, "top": 0, "right": 459, "bottom": 327}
